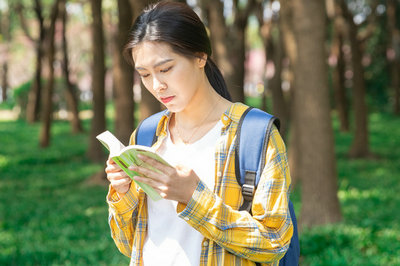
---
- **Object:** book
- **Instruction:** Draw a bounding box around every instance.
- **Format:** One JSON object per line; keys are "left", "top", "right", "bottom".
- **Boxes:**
{"left": 96, "top": 130, "right": 169, "bottom": 201}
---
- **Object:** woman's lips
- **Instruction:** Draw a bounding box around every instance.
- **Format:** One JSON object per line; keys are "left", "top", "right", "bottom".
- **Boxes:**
{"left": 160, "top": 96, "right": 174, "bottom": 104}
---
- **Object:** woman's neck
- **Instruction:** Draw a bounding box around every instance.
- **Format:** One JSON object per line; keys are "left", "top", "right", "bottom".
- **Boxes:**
{"left": 171, "top": 83, "right": 231, "bottom": 144}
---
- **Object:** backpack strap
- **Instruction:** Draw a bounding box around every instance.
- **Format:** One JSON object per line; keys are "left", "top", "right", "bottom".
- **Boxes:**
{"left": 234, "top": 107, "right": 299, "bottom": 266}
{"left": 234, "top": 107, "right": 279, "bottom": 212}
{"left": 135, "top": 110, "right": 167, "bottom": 147}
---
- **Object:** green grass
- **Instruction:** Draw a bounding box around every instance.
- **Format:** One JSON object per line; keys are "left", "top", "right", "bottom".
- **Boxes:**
{"left": 300, "top": 112, "right": 400, "bottom": 265}
{"left": 0, "top": 112, "right": 399, "bottom": 265}
{"left": 0, "top": 120, "right": 129, "bottom": 265}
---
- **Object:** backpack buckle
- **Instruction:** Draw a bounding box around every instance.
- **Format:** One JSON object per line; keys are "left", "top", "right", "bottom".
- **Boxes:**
{"left": 242, "top": 184, "right": 255, "bottom": 202}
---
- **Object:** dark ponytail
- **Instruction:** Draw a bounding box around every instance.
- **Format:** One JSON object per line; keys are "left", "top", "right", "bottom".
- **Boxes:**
{"left": 123, "top": 1, "right": 231, "bottom": 101}
{"left": 205, "top": 58, "right": 231, "bottom": 101}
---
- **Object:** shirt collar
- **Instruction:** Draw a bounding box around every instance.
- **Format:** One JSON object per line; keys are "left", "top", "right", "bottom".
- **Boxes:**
{"left": 221, "top": 102, "right": 249, "bottom": 127}
{"left": 156, "top": 102, "right": 249, "bottom": 136}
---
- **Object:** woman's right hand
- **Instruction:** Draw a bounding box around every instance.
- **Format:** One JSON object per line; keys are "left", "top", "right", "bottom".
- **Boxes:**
{"left": 105, "top": 158, "right": 132, "bottom": 195}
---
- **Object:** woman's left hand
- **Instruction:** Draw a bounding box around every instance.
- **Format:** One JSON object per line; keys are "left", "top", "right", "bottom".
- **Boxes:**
{"left": 130, "top": 154, "right": 200, "bottom": 204}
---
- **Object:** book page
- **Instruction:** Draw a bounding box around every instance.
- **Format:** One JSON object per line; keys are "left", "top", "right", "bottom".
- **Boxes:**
{"left": 96, "top": 130, "right": 163, "bottom": 201}
{"left": 96, "top": 131, "right": 125, "bottom": 157}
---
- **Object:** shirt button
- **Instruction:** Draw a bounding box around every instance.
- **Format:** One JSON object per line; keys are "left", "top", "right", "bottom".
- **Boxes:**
{"left": 203, "top": 241, "right": 209, "bottom": 247}
{"left": 217, "top": 172, "right": 222, "bottom": 177}
{"left": 223, "top": 115, "right": 229, "bottom": 121}
{"left": 183, "top": 217, "right": 189, "bottom": 221}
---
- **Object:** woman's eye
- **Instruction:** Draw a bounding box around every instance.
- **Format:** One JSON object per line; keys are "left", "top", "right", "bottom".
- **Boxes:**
{"left": 140, "top": 73, "right": 150, "bottom": 78}
{"left": 160, "top": 66, "right": 172, "bottom": 73}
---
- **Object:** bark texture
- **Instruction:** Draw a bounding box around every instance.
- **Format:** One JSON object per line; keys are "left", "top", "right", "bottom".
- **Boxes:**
{"left": 87, "top": 0, "right": 107, "bottom": 161}
{"left": 292, "top": 0, "right": 342, "bottom": 227}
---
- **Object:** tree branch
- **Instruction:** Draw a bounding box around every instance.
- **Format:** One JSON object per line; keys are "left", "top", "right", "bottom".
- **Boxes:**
{"left": 15, "top": 3, "right": 36, "bottom": 43}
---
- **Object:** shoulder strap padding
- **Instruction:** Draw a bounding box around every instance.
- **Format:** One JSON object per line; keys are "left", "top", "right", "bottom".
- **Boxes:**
{"left": 135, "top": 110, "right": 167, "bottom": 147}
{"left": 234, "top": 107, "right": 299, "bottom": 265}
{"left": 234, "top": 107, "right": 279, "bottom": 212}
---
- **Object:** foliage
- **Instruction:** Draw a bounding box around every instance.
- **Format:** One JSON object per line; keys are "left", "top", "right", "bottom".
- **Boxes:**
{"left": 12, "top": 80, "right": 31, "bottom": 118}
{"left": 299, "top": 112, "right": 400, "bottom": 265}
{"left": 0, "top": 99, "right": 14, "bottom": 110}
{"left": 12, "top": 78, "right": 82, "bottom": 120}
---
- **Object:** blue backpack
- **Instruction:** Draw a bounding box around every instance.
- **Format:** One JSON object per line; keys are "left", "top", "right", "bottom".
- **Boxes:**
{"left": 135, "top": 107, "right": 300, "bottom": 266}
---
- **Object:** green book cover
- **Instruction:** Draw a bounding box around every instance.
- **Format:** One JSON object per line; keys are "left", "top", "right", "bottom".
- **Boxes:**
{"left": 96, "top": 130, "right": 167, "bottom": 201}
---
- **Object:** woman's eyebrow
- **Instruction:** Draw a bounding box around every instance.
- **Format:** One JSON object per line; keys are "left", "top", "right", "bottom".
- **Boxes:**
{"left": 135, "top": 59, "right": 173, "bottom": 71}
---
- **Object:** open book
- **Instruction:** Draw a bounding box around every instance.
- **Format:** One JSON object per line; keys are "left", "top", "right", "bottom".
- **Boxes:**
{"left": 96, "top": 130, "right": 169, "bottom": 201}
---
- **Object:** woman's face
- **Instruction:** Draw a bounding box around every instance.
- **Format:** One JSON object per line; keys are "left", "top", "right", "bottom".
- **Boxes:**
{"left": 132, "top": 41, "right": 206, "bottom": 113}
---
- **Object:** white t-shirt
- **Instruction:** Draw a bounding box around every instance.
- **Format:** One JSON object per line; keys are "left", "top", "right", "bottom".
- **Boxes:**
{"left": 142, "top": 121, "right": 223, "bottom": 266}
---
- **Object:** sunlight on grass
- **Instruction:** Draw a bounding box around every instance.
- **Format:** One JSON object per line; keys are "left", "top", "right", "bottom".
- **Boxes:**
{"left": 1, "top": 112, "right": 399, "bottom": 265}
{"left": 0, "top": 155, "right": 9, "bottom": 170}
{"left": 300, "top": 112, "right": 400, "bottom": 265}
{"left": 0, "top": 120, "right": 129, "bottom": 265}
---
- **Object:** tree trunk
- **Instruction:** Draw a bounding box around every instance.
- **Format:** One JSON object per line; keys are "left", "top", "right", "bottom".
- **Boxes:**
{"left": 203, "top": 0, "right": 254, "bottom": 103}
{"left": 387, "top": 0, "right": 400, "bottom": 115}
{"left": 270, "top": 26, "right": 289, "bottom": 139}
{"left": 257, "top": 12, "right": 289, "bottom": 138}
{"left": 228, "top": 14, "right": 247, "bottom": 102}
{"left": 87, "top": 0, "right": 107, "bottom": 161}
{"left": 254, "top": 6, "right": 272, "bottom": 113}
{"left": 39, "top": 0, "right": 61, "bottom": 147}
{"left": 341, "top": 0, "right": 370, "bottom": 158}
{"left": 280, "top": 0, "right": 300, "bottom": 186}
{"left": 292, "top": 0, "right": 341, "bottom": 227}
{"left": 332, "top": 12, "right": 349, "bottom": 132}
{"left": 26, "top": 0, "right": 45, "bottom": 123}
{"left": 60, "top": 1, "right": 83, "bottom": 133}
{"left": 206, "top": 0, "right": 235, "bottom": 97}
{"left": 113, "top": 0, "right": 135, "bottom": 144}
{"left": 1, "top": 8, "right": 10, "bottom": 102}
{"left": 1, "top": 63, "right": 7, "bottom": 101}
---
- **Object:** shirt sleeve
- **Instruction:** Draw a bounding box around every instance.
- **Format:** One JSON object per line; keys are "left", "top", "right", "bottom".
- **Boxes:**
{"left": 106, "top": 130, "right": 139, "bottom": 257}
{"left": 177, "top": 126, "right": 293, "bottom": 264}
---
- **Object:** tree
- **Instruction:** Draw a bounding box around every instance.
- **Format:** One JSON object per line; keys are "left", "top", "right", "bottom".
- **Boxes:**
{"left": 60, "top": 0, "right": 83, "bottom": 134}
{"left": 39, "top": 0, "right": 62, "bottom": 147}
{"left": 201, "top": 0, "right": 257, "bottom": 102}
{"left": 291, "top": 0, "right": 341, "bottom": 227}
{"left": 254, "top": 2, "right": 289, "bottom": 138}
{"left": 17, "top": 0, "right": 46, "bottom": 123}
{"left": 113, "top": 0, "right": 134, "bottom": 144}
{"left": 87, "top": 0, "right": 106, "bottom": 161}
{"left": 0, "top": 2, "right": 10, "bottom": 102}
{"left": 280, "top": 0, "right": 300, "bottom": 185}
{"left": 340, "top": 0, "right": 375, "bottom": 158}
{"left": 331, "top": 1, "right": 349, "bottom": 132}
{"left": 387, "top": 0, "right": 400, "bottom": 115}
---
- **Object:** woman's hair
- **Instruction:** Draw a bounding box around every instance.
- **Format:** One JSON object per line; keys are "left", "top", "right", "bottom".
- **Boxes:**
{"left": 123, "top": 1, "right": 231, "bottom": 101}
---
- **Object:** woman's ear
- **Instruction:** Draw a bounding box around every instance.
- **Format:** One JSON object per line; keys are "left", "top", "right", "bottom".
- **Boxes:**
{"left": 196, "top": 53, "right": 207, "bottom": 68}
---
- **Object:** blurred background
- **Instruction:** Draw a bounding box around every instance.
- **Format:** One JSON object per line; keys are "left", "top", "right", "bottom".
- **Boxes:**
{"left": 0, "top": 0, "right": 399, "bottom": 265}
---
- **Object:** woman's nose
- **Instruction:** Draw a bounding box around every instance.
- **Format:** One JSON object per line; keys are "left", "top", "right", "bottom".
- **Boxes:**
{"left": 153, "top": 76, "right": 167, "bottom": 92}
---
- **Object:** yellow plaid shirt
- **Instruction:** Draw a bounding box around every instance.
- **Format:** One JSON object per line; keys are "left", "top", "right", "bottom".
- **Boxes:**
{"left": 107, "top": 103, "right": 293, "bottom": 265}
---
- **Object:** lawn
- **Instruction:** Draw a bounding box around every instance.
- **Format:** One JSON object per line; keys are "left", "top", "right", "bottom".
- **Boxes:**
{"left": 300, "top": 112, "right": 400, "bottom": 265}
{"left": 0, "top": 119, "right": 129, "bottom": 265}
{"left": 0, "top": 112, "right": 399, "bottom": 265}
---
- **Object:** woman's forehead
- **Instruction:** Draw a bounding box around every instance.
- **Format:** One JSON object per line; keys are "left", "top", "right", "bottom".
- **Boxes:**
{"left": 132, "top": 42, "right": 177, "bottom": 67}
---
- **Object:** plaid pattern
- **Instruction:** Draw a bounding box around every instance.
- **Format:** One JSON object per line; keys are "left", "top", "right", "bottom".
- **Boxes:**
{"left": 107, "top": 103, "right": 293, "bottom": 265}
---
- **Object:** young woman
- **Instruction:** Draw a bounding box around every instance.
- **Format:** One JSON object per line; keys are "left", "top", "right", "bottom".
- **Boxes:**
{"left": 105, "top": 2, "right": 293, "bottom": 265}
